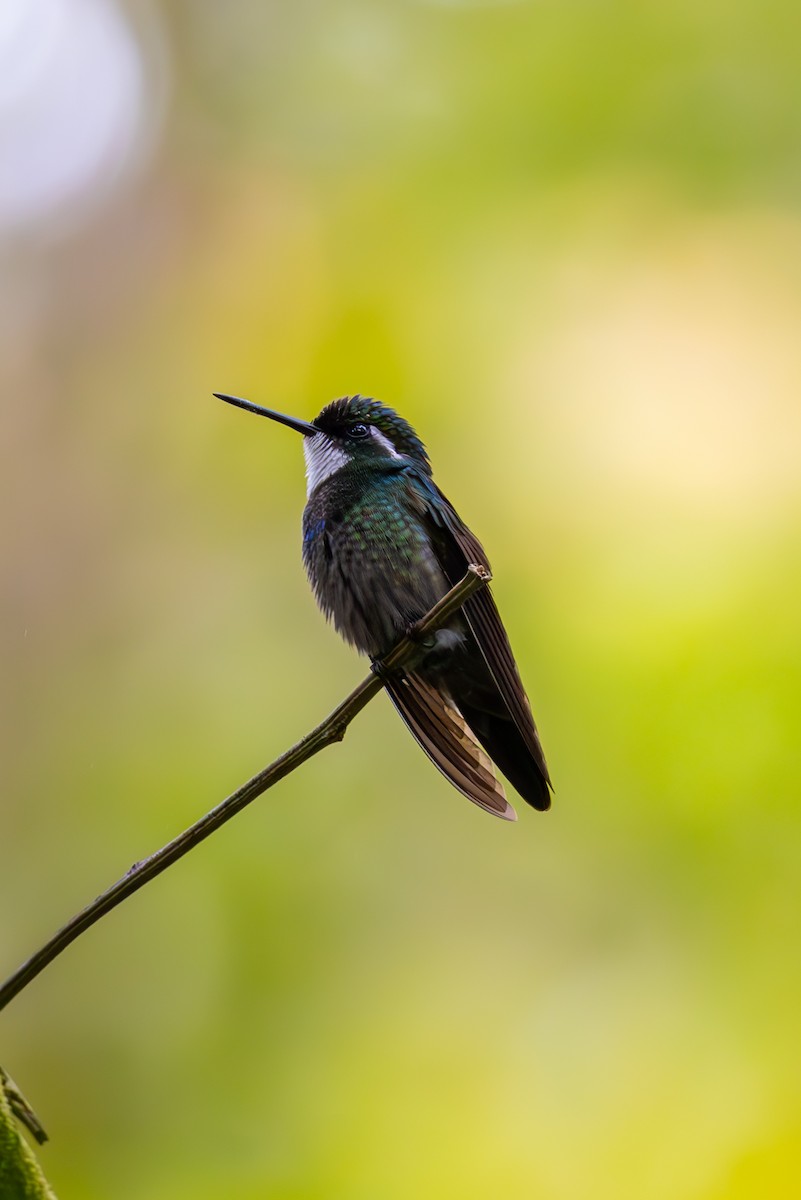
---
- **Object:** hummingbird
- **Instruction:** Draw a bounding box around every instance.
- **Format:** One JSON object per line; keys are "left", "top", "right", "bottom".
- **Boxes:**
{"left": 216, "top": 391, "right": 552, "bottom": 820}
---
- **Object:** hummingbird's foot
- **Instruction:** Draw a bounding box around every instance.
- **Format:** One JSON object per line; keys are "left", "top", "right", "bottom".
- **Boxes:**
{"left": 374, "top": 624, "right": 431, "bottom": 681}
{"left": 371, "top": 621, "right": 427, "bottom": 678}
{"left": 370, "top": 657, "right": 393, "bottom": 681}
{"left": 373, "top": 626, "right": 465, "bottom": 681}
{"left": 371, "top": 630, "right": 428, "bottom": 679}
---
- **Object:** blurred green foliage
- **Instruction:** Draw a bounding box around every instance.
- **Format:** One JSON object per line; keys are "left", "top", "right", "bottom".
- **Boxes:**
{"left": 2, "top": 1, "right": 800, "bottom": 1197}
{"left": 0, "top": 1071, "right": 54, "bottom": 1199}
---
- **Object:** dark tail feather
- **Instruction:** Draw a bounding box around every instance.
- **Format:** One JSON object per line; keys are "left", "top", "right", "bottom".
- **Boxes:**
{"left": 383, "top": 673, "right": 517, "bottom": 821}
{"left": 458, "top": 702, "right": 552, "bottom": 812}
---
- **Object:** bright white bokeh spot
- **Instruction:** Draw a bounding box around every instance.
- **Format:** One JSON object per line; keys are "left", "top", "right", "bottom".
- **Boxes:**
{"left": 0, "top": 0, "right": 161, "bottom": 233}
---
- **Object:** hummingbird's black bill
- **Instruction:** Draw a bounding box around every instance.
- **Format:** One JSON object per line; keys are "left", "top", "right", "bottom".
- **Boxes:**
{"left": 215, "top": 393, "right": 317, "bottom": 436}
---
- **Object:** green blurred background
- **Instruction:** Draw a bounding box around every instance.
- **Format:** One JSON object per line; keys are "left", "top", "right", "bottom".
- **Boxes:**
{"left": 2, "top": 1, "right": 800, "bottom": 1196}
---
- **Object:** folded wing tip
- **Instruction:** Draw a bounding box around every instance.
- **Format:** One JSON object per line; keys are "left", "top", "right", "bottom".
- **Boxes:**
{"left": 384, "top": 673, "right": 521, "bottom": 823}
{"left": 532, "top": 778, "right": 553, "bottom": 812}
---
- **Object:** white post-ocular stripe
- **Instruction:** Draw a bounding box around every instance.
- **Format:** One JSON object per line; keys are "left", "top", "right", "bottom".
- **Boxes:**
{"left": 370, "top": 428, "right": 403, "bottom": 459}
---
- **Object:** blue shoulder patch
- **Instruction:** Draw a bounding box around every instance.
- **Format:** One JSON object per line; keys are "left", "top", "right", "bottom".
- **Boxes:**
{"left": 304, "top": 517, "right": 326, "bottom": 543}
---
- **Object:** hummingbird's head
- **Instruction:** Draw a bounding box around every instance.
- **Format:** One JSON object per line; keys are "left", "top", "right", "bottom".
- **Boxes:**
{"left": 306, "top": 394, "right": 431, "bottom": 491}
{"left": 216, "top": 391, "right": 431, "bottom": 495}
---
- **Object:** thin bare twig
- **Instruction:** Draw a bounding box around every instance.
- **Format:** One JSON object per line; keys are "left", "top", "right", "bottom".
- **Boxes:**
{"left": 1, "top": 1067, "right": 48, "bottom": 1145}
{"left": 0, "top": 565, "right": 491, "bottom": 1015}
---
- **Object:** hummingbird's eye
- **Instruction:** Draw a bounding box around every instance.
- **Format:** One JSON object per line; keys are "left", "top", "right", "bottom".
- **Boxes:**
{"left": 348, "top": 423, "right": 370, "bottom": 439}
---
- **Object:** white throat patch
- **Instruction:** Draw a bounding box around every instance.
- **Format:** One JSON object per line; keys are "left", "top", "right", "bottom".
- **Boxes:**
{"left": 303, "top": 434, "right": 349, "bottom": 496}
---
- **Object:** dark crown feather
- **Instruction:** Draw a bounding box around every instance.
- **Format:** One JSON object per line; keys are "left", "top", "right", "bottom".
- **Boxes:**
{"left": 313, "top": 395, "right": 432, "bottom": 475}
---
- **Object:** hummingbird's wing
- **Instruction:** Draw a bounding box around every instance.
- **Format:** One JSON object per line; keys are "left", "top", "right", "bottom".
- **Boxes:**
{"left": 382, "top": 672, "right": 517, "bottom": 820}
{"left": 405, "top": 472, "right": 552, "bottom": 810}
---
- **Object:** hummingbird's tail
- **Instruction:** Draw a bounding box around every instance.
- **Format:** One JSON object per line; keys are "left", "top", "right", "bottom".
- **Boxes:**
{"left": 383, "top": 673, "right": 517, "bottom": 820}
{"left": 456, "top": 701, "right": 552, "bottom": 812}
